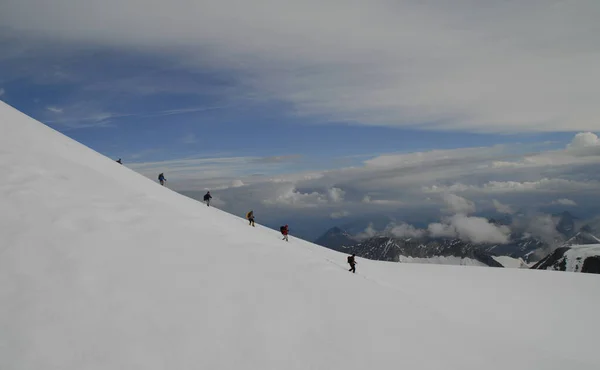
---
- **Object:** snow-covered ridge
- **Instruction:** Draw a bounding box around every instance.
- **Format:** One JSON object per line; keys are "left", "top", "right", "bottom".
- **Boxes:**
{"left": 1, "top": 101, "right": 600, "bottom": 370}
{"left": 564, "top": 245, "right": 600, "bottom": 272}
{"left": 533, "top": 244, "right": 600, "bottom": 273}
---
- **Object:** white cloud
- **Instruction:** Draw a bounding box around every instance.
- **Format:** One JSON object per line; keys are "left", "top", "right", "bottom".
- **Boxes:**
{"left": 518, "top": 214, "right": 563, "bottom": 247}
{"left": 231, "top": 179, "right": 245, "bottom": 188}
{"left": 330, "top": 211, "right": 350, "bottom": 219}
{"left": 426, "top": 178, "right": 600, "bottom": 194}
{"left": 492, "top": 199, "right": 514, "bottom": 215}
{"left": 428, "top": 222, "right": 458, "bottom": 239}
{"left": 552, "top": 198, "right": 577, "bottom": 206}
{"left": 442, "top": 194, "right": 475, "bottom": 215}
{"left": 428, "top": 215, "right": 510, "bottom": 244}
{"left": 3, "top": 1, "right": 600, "bottom": 132}
{"left": 263, "top": 186, "right": 328, "bottom": 208}
{"left": 567, "top": 132, "right": 600, "bottom": 149}
{"left": 128, "top": 132, "right": 600, "bottom": 227}
{"left": 388, "top": 223, "right": 426, "bottom": 239}
{"left": 356, "top": 223, "right": 378, "bottom": 240}
{"left": 327, "top": 187, "right": 345, "bottom": 203}
{"left": 449, "top": 215, "right": 511, "bottom": 244}
{"left": 46, "top": 106, "right": 63, "bottom": 113}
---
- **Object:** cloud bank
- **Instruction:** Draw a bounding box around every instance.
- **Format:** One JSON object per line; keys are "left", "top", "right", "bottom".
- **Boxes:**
{"left": 128, "top": 132, "right": 600, "bottom": 238}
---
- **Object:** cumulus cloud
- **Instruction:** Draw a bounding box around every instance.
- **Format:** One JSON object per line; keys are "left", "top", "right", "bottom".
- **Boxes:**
{"left": 493, "top": 199, "right": 514, "bottom": 214}
{"left": 263, "top": 186, "right": 349, "bottom": 208}
{"left": 519, "top": 214, "right": 564, "bottom": 247}
{"left": 231, "top": 179, "right": 245, "bottom": 188}
{"left": 263, "top": 187, "right": 328, "bottom": 208}
{"left": 442, "top": 194, "right": 476, "bottom": 215}
{"left": 450, "top": 215, "right": 511, "bottom": 244}
{"left": 567, "top": 132, "right": 600, "bottom": 149}
{"left": 328, "top": 187, "right": 345, "bottom": 203}
{"left": 552, "top": 198, "right": 577, "bottom": 206}
{"left": 356, "top": 223, "right": 378, "bottom": 241}
{"left": 388, "top": 223, "right": 426, "bottom": 239}
{"left": 428, "top": 222, "right": 458, "bottom": 239}
{"left": 128, "top": 131, "right": 600, "bottom": 235}
{"left": 429, "top": 215, "right": 510, "bottom": 244}
{"left": 354, "top": 214, "right": 510, "bottom": 244}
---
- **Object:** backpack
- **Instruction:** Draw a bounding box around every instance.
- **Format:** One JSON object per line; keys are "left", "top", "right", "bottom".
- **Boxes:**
{"left": 348, "top": 256, "right": 354, "bottom": 264}
{"left": 246, "top": 212, "right": 252, "bottom": 219}
{"left": 280, "top": 226, "right": 285, "bottom": 233}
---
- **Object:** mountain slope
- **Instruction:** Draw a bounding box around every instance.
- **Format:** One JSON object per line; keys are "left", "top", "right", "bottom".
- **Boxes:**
{"left": 532, "top": 244, "right": 600, "bottom": 273}
{"left": 1, "top": 101, "right": 600, "bottom": 370}
{"left": 492, "top": 255, "right": 531, "bottom": 269}
{"left": 316, "top": 226, "right": 550, "bottom": 265}
{"left": 314, "top": 226, "right": 357, "bottom": 249}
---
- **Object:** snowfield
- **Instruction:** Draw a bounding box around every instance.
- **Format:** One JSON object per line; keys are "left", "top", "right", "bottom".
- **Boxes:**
{"left": 398, "top": 255, "right": 487, "bottom": 266}
{"left": 492, "top": 255, "right": 531, "bottom": 269}
{"left": 1, "top": 100, "right": 600, "bottom": 370}
{"left": 562, "top": 244, "right": 600, "bottom": 272}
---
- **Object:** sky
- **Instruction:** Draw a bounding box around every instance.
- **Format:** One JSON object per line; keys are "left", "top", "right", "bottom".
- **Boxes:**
{"left": 1, "top": 0, "right": 599, "bottom": 239}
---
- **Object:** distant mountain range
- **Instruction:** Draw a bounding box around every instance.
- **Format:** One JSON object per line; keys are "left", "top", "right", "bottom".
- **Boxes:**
{"left": 319, "top": 234, "right": 504, "bottom": 267}
{"left": 315, "top": 211, "right": 600, "bottom": 270}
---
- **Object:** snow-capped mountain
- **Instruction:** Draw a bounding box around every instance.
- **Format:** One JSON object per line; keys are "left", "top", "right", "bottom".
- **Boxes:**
{"left": 321, "top": 235, "right": 504, "bottom": 267}
{"left": 2, "top": 101, "right": 600, "bottom": 369}
{"left": 316, "top": 211, "right": 600, "bottom": 267}
{"left": 532, "top": 245, "right": 600, "bottom": 273}
{"left": 314, "top": 225, "right": 547, "bottom": 266}
{"left": 563, "top": 231, "right": 600, "bottom": 246}
{"left": 483, "top": 235, "right": 547, "bottom": 262}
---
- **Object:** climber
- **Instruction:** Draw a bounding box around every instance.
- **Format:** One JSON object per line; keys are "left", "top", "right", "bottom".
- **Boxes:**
{"left": 280, "top": 224, "right": 289, "bottom": 241}
{"left": 246, "top": 210, "right": 255, "bottom": 227}
{"left": 347, "top": 254, "right": 357, "bottom": 273}
{"left": 203, "top": 191, "right": 212, "bottom": 206}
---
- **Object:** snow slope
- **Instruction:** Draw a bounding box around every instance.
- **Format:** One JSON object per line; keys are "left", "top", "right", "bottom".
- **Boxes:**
{"left": 493, "top": 255, "right": 531, "bottom": 269}
{"left": 562, "top": 244, "right": 600, "bottom": 272}
{"left": 398, "top": 255, "right": 487, "bottom": 267}
{"left": 1, "top": 100, "right": 600, "bottom": 370}
{"left": 533, "top": 244, "right": 600, "bottom": 273}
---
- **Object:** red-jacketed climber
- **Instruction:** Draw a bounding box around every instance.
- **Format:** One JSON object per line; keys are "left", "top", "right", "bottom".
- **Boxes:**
{"left": 280, "top": 224, "right": 289, "bottom": 241}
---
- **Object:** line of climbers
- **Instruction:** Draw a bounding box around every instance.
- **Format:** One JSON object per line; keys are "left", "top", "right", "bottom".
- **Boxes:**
{"left": 246, "top": 211, "right": 289, "bottom": 241}
{"left": 153, "top": 171, "right": 357, "bottom": 273}
{"left": 245, "top": 212, "right": 357, "bottom": 272}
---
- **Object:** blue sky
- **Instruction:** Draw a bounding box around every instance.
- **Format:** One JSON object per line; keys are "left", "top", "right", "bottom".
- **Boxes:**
{"left": 1, "top": 0, "right": 599, "bottom": 240}
{"left": 0, "top": 42, "right": 577, "bottom": 171}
